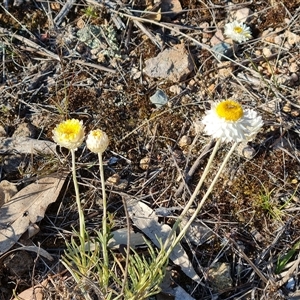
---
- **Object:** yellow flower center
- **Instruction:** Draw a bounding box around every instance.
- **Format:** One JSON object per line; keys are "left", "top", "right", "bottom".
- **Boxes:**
{"left": 58, "top": 120, "right": 81, "bottom": 139}
{"left": 91, "top": 129, "right": 103, "bottom": 138}
{"left": 234, "top": 26, "right": 243, "bottom": 34}
{"left": 216, "top": 100, "right": 244, "bottom": 121}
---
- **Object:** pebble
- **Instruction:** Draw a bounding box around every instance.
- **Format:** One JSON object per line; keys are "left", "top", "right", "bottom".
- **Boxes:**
{"left": 274, "top": 35, "right": 282, "bottom": 45}
{"left": 178, "top": 135, "right": 191, "bottom": 149}
{"left": 236, "top": 143, "right": 256, "bottom": 159}
{"left": 285, "top": 30, "right": 300, "bottom": 46}
{"left": 150, "top": 89, "right": 168, "bottom": 108}
{"left": 139, "top": 157, "right": 151, "bottom": 170}
{"left": 232, "top": 7, "right": 253, "bottom": 23}
{"left": 290, "top": 73, "right": 298, "bottom": 82}
{"left": 262, "top": 47, "right": 272, "bottom": 57}
{"left": 289, "top": 62, "right": 299, "bottom": 73}
{"left": 211, "top": 42, "right": 234, "bottom": 61}
{"left": 105, "top": 174, "right": 128, "bottom": 190}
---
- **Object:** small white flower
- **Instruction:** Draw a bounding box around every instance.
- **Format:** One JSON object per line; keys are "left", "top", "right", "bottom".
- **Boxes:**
{"left": 86, "top": 129, "right": 109, "bottom": 153}
{"left": 224, "top": 20, "right": 252, "bottom": 43}
{"left": 202, "top": 100, "right": 263, "bottom": 143}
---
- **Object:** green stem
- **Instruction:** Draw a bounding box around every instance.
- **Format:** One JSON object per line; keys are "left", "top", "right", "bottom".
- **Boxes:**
{"left": 71, "top": 149, "right": 85, "bottom": 239}
{"left": 167, "top": 141, "right": 238, "bottom": 255}
{"left": 98, "top": 152, "right": 109, "bottom": 287}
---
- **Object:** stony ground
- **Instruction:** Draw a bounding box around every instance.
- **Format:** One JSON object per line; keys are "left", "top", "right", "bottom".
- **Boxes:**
{"left": 0, "top": 0, "right": 300, "bottom": 299}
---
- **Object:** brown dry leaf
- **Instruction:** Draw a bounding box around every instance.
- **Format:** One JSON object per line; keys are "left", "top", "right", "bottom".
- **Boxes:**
{"left": 13, "top": 278, "right": 48, "bottom": 300}
{"left": 127, "top": 200, "right": 201, "bottom": 283}
{"left": 0, "top": 172, "right": 68, "bottom": 255}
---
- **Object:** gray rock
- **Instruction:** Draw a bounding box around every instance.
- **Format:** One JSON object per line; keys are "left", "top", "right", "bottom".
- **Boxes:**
{"left": 208, "top": 262, "right": 233, "bottom": 292}
{"left": 150, "top": 90, "right": 168, "bottom": 109}
{"left": 144, "top": 43, "right": 194, "bottom": 82}
{"left": 211, "top": 42, "right": 235, "bottom": 61}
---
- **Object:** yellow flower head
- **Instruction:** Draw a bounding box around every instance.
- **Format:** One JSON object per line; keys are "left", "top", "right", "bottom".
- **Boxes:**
{"left": 216, "top": 100, "right": 243, "bottom": 121}
{"left": 52, "top": 119, "right": 85, "bottom": 150}
{"left": 86, "top": 129, "right": 109, "bottom": 153}
{"left": 202, "top": 99, "right": 263, "bottom": 143}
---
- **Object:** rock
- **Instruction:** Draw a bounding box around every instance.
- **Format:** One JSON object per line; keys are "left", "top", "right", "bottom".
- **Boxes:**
{"left": 0, "top": 180, "right": 18, "bottom": 207}
{"left": 140, "top": 157, "right": 151, "bottom": 170}
{"left": 161, "top": 0, "right": 182, "bottom": 19}
{"left": 211, "top": 42, "right": 234, "bottom": 61}
{"left": 285, "top": 30, "right": 300, "bottom": 46}
{"left": 232, "top": 7, "right": 253, "bottom": 23}
{"left": 274, "top": 35, "right": 283, "bottom": 45}
{"left": 150, "top": 89, "right": 168, "bottom": 108}
{"left": 208, "top": 262, "right": 233, "bottom": 293}
{"left": 289, "top": 62, "right": 299, "bottom": 73}
{"left": 262, "top": 47, "right": 272, "bottom": 57}
{"left": 144, "top": 43, "right": 194, "bottom": 82}
{"left": 210, "top": 29, "right": 225, "bottom": 46}
{"left": 290, "top": 73, "right": 298, "bottom": 82}
{"left": 178, "top": 135, "right": 191, "bottom": 149}
{"left": 105, "top": 173, "right": 128, "bottom": 190}
{"left": 13, "top": 122, "right": 36, "bottom": 138}
{"left": 236, "top": 142, "right": 256, "bottom": 159}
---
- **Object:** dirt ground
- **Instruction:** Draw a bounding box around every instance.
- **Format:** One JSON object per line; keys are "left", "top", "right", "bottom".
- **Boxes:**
{"left": 0, "top": 0, "right": 300, "bottom": 299}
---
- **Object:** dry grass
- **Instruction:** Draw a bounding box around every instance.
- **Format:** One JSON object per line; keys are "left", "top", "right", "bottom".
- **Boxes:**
{"left": 0, "top": 0, "right": 300, "bottom": 299}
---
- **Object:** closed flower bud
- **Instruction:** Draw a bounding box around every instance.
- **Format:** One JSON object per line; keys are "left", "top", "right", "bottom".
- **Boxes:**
{"left": 86, "top": 129, "right": 109, "bottom": 153}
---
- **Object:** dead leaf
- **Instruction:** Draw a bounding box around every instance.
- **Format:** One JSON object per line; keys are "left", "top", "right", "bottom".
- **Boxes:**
{"left": 127, "top": 200, "right": 202, "bottom": 283}
{"left": 13, "top": 278, "right": 48, "bottom": 300}
{"left": 0, "top": 172, "right": 68, "bottom": 255}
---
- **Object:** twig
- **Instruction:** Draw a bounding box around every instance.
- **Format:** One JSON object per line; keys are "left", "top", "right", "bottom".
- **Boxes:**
{"left": 54, "top": 0, "right": 77, "bottom": 27}
{"left": 228, "top": 234, "right": 272, "bottom": 285}
{"left": 0, "top": 27, "right": 60, "bottom": 61}
{"left": 74, "top": 60, "right": 117, "bottom": 73}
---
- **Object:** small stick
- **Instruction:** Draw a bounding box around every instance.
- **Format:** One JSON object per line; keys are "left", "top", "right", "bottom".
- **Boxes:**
{"left": 54, "top": 0, "right": 77, "bottom": 27}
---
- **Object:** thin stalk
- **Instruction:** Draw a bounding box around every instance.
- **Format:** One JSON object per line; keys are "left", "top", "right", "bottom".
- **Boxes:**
{"left": 167, "top": 142, "right": 238, "bottom": 255}
{"left": 163, "top": 139, "right": 221, "bottom": 249}
{"left": 71, "top": 149, "right": 85, "bottom": 239}
{"left": 98, "top": 152, "right": 109, "bottom": 287}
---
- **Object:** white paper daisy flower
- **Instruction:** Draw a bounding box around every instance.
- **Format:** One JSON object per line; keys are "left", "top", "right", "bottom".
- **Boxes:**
{"left": 202, "top": 100, "right": 263, "bottom": 143}
{"left": 52, "top": 119, "right": 85, "bottom": 150}
{"left": 224, "top": 20, "right": 252, "bottom": 43}
{"left": 86, "top": 129, "right": 109, "bottom": 153}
